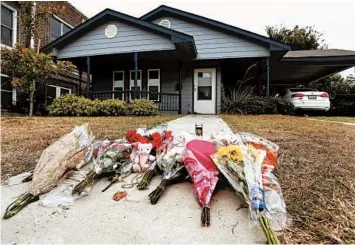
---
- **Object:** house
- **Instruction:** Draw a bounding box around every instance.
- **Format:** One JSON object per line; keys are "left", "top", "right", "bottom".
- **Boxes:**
{"left": 1, "top": 1, "right": 87, "bottom": 111}
{"left": 41, "top": 5, "right": 355, "bottom": 114}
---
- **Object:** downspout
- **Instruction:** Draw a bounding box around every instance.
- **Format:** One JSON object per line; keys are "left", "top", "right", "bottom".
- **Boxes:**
{"left": 134, "top": 52, "right": 138, "bottom": 100}
{"left": 30, "top": 2, "right": 36, "bottom": 48}
{"left": 266, "top": 57, "right": 270, "bottom": 98}
{"left": 86, "top": 57, "right": 91, "bottom": 98}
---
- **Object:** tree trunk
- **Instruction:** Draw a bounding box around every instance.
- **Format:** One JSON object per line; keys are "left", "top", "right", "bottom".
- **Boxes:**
{"left": 29, "top": 80, "right": 35, "bottom": 116}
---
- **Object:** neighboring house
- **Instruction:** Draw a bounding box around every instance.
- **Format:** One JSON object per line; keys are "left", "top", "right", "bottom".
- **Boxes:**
{"left": 1, "top": 1, "right": 87, "bottom": 110}
{"left": 42, "top": 5, "right": 355, "bottom": 114}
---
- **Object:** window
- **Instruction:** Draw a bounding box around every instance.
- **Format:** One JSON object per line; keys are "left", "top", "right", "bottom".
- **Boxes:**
{"left": 1, "top": 4, "right": 17, "bottom": 47}
{"left": 148, "top": 69, "right": 160, "bottom": 101}
{"left": 46, "top": 85, "right": 71, "bottom": 106}
{"left": 113, "top": 71, "right": 124, "bottom": 100}
{"left": 130, "top": 70, "right": 142, "bottom": 98}
{"left": 158, "top": 19, "right": 170, "bottom": 29}
{"left": 197, "top": 72, "right": 212, "bottom": 100}
{"left": 1, "top": 74, "right": 16, "bottom": 106}
{"left": 50, "top": 16, "right": 73, "bottom": 41}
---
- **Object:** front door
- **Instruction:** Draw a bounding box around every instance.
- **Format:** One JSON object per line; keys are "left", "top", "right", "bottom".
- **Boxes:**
{"left": 194, "top": 68, "right": 216, "bottom": 114}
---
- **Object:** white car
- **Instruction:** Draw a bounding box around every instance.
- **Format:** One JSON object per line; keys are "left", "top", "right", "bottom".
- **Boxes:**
{"left": 283, "top": 88, "right": 330, "bottom": 111}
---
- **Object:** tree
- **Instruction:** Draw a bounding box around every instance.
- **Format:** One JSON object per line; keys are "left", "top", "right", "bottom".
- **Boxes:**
{"left": 309, "top": 74, "right": 355, "bottom": 98}
{"left": 1, "top": 44, "right": 75, "bottom": 116}
{"left": 266, "top": 25, "right": 327, "bottom": 50}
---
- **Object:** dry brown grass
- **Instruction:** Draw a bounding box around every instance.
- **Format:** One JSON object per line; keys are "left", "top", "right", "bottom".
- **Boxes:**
{"left": 1, "top": 115, "right": 180, "bottom": 180}
{"left": 221, "top": 115, "right": 355, "bottom": 244}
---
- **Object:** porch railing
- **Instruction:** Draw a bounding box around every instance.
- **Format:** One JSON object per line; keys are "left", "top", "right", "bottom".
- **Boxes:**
{"left": 89, "top": 90, "right": 180, "bottom": 112}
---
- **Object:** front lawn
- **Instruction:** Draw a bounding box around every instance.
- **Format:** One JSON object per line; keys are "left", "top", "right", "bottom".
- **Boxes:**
{"left": 1, "top": 115, "right": 180, "bottom": 180}
{"left": 221, "top": 115, "right": 355, "bottom": 244}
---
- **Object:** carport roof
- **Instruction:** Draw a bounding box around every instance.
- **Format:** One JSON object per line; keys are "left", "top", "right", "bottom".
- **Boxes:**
{"left": 281, "top": 49, "right": 355, "bottom": 63}
{"left": 272, "top": 49, "right": 355, "bottom": 86}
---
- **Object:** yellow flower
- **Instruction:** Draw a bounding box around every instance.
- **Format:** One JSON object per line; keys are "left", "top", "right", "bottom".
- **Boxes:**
{"left": 216, "top": 145, "right": 243, "bottom": 165}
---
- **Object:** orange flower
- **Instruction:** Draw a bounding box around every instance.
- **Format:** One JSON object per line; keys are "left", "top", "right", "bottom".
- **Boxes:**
{"left": 165, "top": 131, "right": 173, "bottom": 139}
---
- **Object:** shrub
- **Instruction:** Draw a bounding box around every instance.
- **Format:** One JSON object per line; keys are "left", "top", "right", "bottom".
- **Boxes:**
{"left": 129, "top": 99, "right": 158, "bottom": 116}
{"left": 93, "top": 99, "right": 127, "bottom": 116}
{"left": 47, "top": 94, "right": 94, "bottom": 116}
{"left": 328, "top": 96, "right": 355, "bottom": 116}
{"left": 47, "top": 94, "right": 128, "bottom": 116}
{"left": 222, "top": 96, "right": 294, "bottom": 115}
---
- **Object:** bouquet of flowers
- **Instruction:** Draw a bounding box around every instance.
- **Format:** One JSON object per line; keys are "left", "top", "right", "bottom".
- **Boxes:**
{"left": 126, "top": 129, "right": 173, "bottom": 189}
{"left": 183, "top": 140, "right": 218, "bottom": 227}
{"left": 211, "top": 133, "right": 282, "bottom": 244}
{"left": 4, "top": 124, "right": 94, "bottom": 219}
{"left": 126, "top": 129, "right": 172, "bottom": 151}
{"left": 148, "top": 133, "right": 189, "bottom": 204}
{"left": 72, "top": 140, "right": 132, "bottom": 195}
{"left": 236, "top": 132, "right": 287, "bottom": 231}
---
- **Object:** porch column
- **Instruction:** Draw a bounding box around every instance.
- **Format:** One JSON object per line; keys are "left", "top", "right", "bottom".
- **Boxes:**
{"left": 134, "top": 52, "right": 138, "bottom": 100}
{"left": 78, "top": 69, "right": 82, "bottom": 96}
{"left": 178, "top": 61, "right": 182, "bottom": 114}
{"left": 86, "top": 56, "right": 91, "bottom": 98}
{"left": 266, "top": 57, "right": 270, "bottom": 98}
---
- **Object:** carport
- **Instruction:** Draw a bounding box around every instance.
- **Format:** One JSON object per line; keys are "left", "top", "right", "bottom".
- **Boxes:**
{"left": 270, "top": 49, "right": 355, "bottom": 89}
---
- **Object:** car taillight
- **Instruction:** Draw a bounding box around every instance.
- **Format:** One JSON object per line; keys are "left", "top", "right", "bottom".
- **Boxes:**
{"left": 320, "top": 92, "right": 329, "bottom": 98}
{"left": 291, "top": 93, "right": 304, "bottom": 98}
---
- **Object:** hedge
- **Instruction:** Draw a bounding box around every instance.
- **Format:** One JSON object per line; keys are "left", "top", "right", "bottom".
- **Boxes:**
{"left": 47, "top": 94, "right": 158, "bottom": 116}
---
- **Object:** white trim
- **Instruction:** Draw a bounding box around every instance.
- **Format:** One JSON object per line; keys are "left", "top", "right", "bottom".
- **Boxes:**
{"left": 1, "top": 2, "right": 17, "bottom": 48}
{"left": 0, "top": 73, "right": 10, "bottom": 77}
{"left": 147, "top": 69, "right": 160, "bottom": 101}
{"left": 47, "top": 84, "right": 72, "bottom": 98}
{"left": 113, "top": 70, "right": 125, "bottom": 100}
{"left": 194, "top": 68, "right": 216, "bottom": 114}
{"left": 52, "top": 14, "right": 74, "bottom": 29}
{"left": 12, "top": 87, "right": 16, "bottom": 105}
{"left": 159, "top": 19, "right": 171, "bottom": 29}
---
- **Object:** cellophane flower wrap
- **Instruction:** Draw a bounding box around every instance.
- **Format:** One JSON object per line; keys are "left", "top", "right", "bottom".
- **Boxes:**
{"left": 72, "top": 140, "right": 132, "bottom": 195}
{"left": 211, "top": 132, "right": 283, "bottom": 244}
{"left": 236, "top": 132, "right": 287, "bottom": 231}
{"left": 183, "top": 140, "right": 218, "bottom": 226}
{"left": 147, "top": 132, "right": 189, "bottom": 204}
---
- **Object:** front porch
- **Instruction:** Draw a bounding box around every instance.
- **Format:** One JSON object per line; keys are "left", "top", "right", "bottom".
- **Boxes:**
{"left": 71, "top": 51, "right": 225, "bottom": 115}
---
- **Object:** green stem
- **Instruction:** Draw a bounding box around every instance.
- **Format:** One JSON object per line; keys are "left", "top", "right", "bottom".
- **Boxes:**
{"left": 72, "top": 170, "right": 97, "bottom": 195}
{"left": 148, "top": 178, "right": 168, "bottom": 204}
{"left": 201, "top": 205, "right": 210, "bottom": 227}
{"left": 259, "top": 214, "right": 280, "bottom": 244}
{"left": 137, "top": 168, "right": 157, "bottom": 190}
{"left": 3, "top": 193, "right": 39, "bottom": 219}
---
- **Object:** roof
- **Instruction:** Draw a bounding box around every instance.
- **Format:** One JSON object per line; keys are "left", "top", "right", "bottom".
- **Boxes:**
{"left": 281, "top": 49, "right": 355, "bottom": 63}
{"left": 140, "top": 5, "right": 291, "bottom": 51}
{"left": 41, "top": 8, "right": 197, "bottom": 56}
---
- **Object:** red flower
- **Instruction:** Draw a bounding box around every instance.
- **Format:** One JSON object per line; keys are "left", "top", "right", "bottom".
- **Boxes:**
{"left": 138, "top": 135, "right": 149, "bottom": 144}
{"left": 151, "top": 132, "right": 161, "bottom": 140}
{"left": 126, "top": 130, "right": 137, "bottom": 143}
{"left": 152, "top": 137, "right": 163, "bottom": 149}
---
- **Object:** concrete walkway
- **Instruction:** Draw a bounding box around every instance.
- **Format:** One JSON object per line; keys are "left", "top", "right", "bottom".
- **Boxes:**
{"left": 308, "top": 118, "right": 355, "bottom": 126}
{"left": 166, "top": 114, "right": 234, "bottom": 138}
{"left": 1, "top": 115, "right": 265, "bottom": 244}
